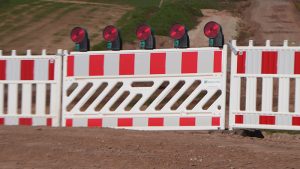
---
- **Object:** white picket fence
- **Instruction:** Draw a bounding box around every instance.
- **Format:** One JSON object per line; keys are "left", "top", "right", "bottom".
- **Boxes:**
{"left": 229, "top": 40, "right": 300, "bottom": 130}
{"left": 0, "top": 41, "right": 299, "bottom": 131}
{"left": 0, "top": 50, "right": 62, "bottom": 126}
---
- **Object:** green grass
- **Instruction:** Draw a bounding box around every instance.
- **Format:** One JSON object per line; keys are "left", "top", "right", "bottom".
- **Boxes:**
{"left": 92, "top": 0, "right": 223, "bottom": 50}
{"left": 0, "top": 0, "right": 226, "bottom": 51}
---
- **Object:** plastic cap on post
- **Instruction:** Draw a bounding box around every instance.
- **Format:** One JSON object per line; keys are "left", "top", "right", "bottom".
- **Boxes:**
{"left": 169, "top": 24, "right": 186, "bottom": 40}
{"left": 204, "top": 21, "right": 220, "bottom": 38}
{"left": 71, "top": 27, "right": 86, "bottom": 43}
{"left": 103, "top": 25, "right": 118, "bottom": 42}
{"left": 136, "top": 24, "right": 152, "bottom": 41}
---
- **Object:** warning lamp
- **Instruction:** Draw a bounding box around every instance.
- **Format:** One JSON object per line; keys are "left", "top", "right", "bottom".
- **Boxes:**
{"left": 169, "top": 24, "right": 190, "bottom": 48}
{"left": 136, "top": 24, "right": 155, "bottom": 50}
{"left": 70, "top": 27, "right": 90, "bottom": 52}
{"left": 204, "top": 21, "right": 224, "bottom": 48}
{"left": 103, "top": 25, "right": 122, "bottom": 51}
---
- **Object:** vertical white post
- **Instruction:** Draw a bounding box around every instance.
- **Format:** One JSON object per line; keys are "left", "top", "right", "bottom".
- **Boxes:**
{"left": 50, "top": 50, "right": 62, "bottom": 127}
{"left": 8, "top": 50, "right": 18, "bottom": 116}
{"left": 36, "top": 84, "right": 46, "bottom": 116}
{"left": 229, "top": 40, "right": 240, "bottom": 130}
{"left": 220, "top": 44, "right": 227, "bottom": 130}
{"left": 295, "top": 78, "right": 300, "bottom": 113}
{"left": 283, "top": 40, "right": 288, "bottom": 47}
{"left": 278, "top": 78, "right": 290, "bottom": 113}
{"left": 246, "top": 77, "right": 256, "bottom": 111}
{"left": 262, "top": 78, "right": 273, "bottom": 112}
{"left": 266, "top": 40, "right": 271, "bottom": 47}
{"left": 21, "top": 50, "right": 32, "bottom": 116}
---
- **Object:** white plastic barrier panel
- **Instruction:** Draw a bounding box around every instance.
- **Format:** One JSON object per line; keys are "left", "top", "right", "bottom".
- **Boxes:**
{"left": 230, "top": 40, "right": 300, "bottom": 130}
{"left": 62, "top": 47, "right": 227, "bottom": 130}
{"left": 0, "top": 50, "right": 62, "bottom": 127}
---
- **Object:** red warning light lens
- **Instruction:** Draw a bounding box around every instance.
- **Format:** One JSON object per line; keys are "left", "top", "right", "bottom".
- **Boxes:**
{"left": 103, "top": 25, "right": 118, "bottom": 42}
{"left": 170, "top": 24, "right": 186, "bottom": 40}
{"left": 204, "top": 21, "right": 220, "bottom": 38}
{"left": 71, "top": 27, "right": 85, "bottom": 43}
{"left": 136, "top": 24, "right": 152, "bottom": 41}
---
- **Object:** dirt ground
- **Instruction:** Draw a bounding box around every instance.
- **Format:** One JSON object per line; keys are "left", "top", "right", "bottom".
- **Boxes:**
{"left": 238, "top": 0, "right": 300, "bottom": 45}
{"left": 1, "top": 0, "right": 300, "bottom": 169}
{"left": 0, "top": 127, "right": 299, "bottom": 169}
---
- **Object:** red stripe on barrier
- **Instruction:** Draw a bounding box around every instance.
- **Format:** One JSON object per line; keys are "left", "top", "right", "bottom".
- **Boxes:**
{"left": 148, "top": 118, "right": 164, "bottom": 126}
{"left": 47, "top": 118, "right": 52, "bottom": 126}
{"left": 181, "top": 52, "right": 198, "bottom": 73}
{"left": 67, "top": 56, "right": 74, "bottom": 76}
{"left": 0, "top": 60, "right": 6, "bottom": 80}
{"left": 48, "top": 59, "right": 55, "bottom": 80}
{"left": 237, "top": 51, "right": 246, "bottom": 74}
{"left": 212, "top": 117, "right": 220, "bottom": 126}
{"left": 235, "top": 115, "right": 244, "bottom": 124}
{"left": 261, "top": 51, "right": 278, "bottom": 74}
{"left": 179, "top": 117, "right": 196, "bottom": 126}
{"left": 150, "top": 53, "right": 166, "bottom": 74}
{"left": 88, "top": 119, "right": 103, "bottom": 127}
{"left": 292, "top": 117, "right": 300, "bottom": 126}
{"left": 294, "top": 52, "right": 300, "bottom": 74}
{"left": 21, "top": 60, "right": 34, "bottom": 80}
{"left": 66, "top": 119, "right": 73, "bottom": 127}
{"left": 259, "top": 116, "right": 275, "bottom": 125}
{"left": 213, "top": 51, "right": 222, "bottom": 72}
{"left": 118, "top": 118, "right": 133, "bottom": 127}
{"left": 119, "top": 54, "right": 135, "bottom": 75}
{"left": 19, "top": 118, "right": 32, "bottom": 126}
{"left": 0, "top": 118, "right": 4, "bottom": 125}
{"left": 89, "top": 55, "right": 104, "bottom": 76}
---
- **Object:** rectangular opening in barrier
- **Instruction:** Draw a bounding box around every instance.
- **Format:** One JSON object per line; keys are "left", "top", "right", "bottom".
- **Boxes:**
{"left": 289, "top": 78, "right": 295, "bottom": 113}
{"left": 240, "top": 77, "right": 246, "bottom": 111}
{"left": 272, "top": 78, "right": 278, "bottom": 112}
{"left": 256, "top": 77, "right": 262, "bottom": 111}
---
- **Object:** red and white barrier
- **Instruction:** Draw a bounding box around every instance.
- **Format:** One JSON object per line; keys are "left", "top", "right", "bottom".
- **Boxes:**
{"left": 1, "top": 41, "right": 299, "bottom": 131}
{"left": 65, "top": 116, "right": 221, "bottom": 130}
{"left": 63, "top": 47, "right": 227, "bottom": 130}
{"left": 229, "top": 40, "right": 300, "bottom": 130}
{"left": 66, "top": 49, "right": 222, "bottom": 77}
{"left": 0, "top": 50, "right": 62, "bottom": 127}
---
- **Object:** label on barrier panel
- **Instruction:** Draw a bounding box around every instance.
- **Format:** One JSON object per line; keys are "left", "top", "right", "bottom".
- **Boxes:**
{"left": 202, "top": 78, "right": 222, "bottom": 87}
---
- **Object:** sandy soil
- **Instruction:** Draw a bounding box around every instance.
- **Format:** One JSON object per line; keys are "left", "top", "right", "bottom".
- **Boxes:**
{"left": 0, "top": 127, "right": 299, "bottom": 169}
{"left": 240, "top": 0, "right": 300, "bottom": 45}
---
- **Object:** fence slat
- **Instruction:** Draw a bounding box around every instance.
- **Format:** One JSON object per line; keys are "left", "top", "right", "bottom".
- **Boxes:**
{"left": 36, "top": 84, "right": 46, "bottom": 116}
{"left": 262, "top": 77, "right": 273, "bottom": 111}
{"left": 278, "top": 78, "right": 289, "bottom": 112}
{"left": 295, "top": 78, "right": 300, "bottom": 113}
{"left": 21, "top": 84, "right": 32, "bottom": 115}
{"left": 8, "top": 84, "right": 18, "bottom": 115}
